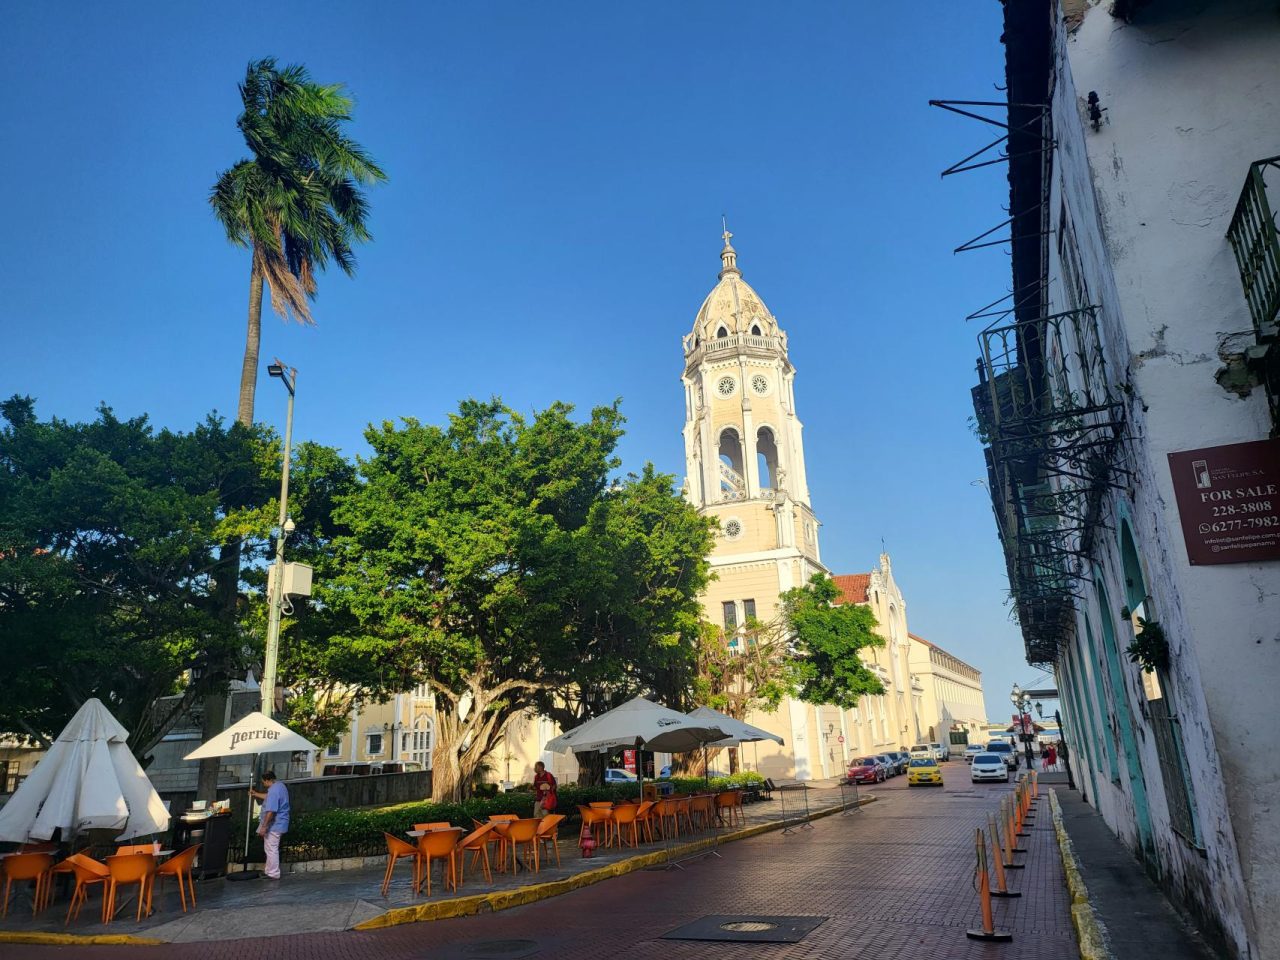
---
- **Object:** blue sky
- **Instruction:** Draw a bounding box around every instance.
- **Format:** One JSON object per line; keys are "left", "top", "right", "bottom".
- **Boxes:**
{"left": 1, "top": 2, "right": 1054, "bottom": 721}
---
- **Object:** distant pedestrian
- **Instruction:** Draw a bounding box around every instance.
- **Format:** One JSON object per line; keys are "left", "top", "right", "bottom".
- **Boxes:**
{"left": 533, "top": 761, "right": 558, "bottom": 817}
{"left": 249, "top": 770, "right": 290, "bottom": 880}
{"left": 1045, "top": 744, "right": 1058, "bottom": 771}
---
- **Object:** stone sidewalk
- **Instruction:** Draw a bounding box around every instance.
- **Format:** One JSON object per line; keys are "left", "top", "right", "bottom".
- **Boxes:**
{"left": 1051, "top": 776, "right": 1224, "bottom": 959}
{"left": 0, "top": 780, "right": 863, "bottom": 944}
{"left": 3, "top": 769, "right": 1080, "bottom": 960}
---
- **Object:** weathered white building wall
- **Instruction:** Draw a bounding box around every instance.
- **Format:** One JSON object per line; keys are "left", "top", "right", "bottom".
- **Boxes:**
{"left": 1043, "top": 3, "right": 1280, "bottom": 957}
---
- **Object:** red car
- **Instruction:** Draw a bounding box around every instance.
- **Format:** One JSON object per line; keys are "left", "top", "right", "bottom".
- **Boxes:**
{"left": 848, "top": 757, "right": 885, "bottom": 784}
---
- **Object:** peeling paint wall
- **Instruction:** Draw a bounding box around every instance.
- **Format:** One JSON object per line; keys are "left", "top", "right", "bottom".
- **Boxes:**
{"left": 1044, "top": 3, "right": 1280, "bottom": 959}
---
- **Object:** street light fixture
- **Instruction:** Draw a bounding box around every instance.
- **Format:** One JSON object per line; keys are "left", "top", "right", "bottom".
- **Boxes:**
{"left": 260, "top": 360, "right": 297, "bottom": 719}
{"left": 1009, "top": 683, "right": 1035, "bottom": 768}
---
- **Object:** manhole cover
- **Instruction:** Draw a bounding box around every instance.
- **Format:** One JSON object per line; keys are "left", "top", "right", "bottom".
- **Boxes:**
{"left": 434, "top": 940, "right": 540, "bottom": 959}
{"left": 662, "top": 915, "right": 827, "bottom": 943}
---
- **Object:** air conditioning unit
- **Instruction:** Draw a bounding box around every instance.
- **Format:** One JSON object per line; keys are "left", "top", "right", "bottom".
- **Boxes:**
{"left": 268, "top": 561, "right": 314, "bottom": 598}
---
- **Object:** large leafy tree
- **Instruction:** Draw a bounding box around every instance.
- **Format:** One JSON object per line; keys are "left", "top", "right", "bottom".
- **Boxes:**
{"left": 0, "top": 397, "right": 274, "bottom": 760}
{"left": 210, "top": 58, "right": 387, "bottom": 426}
{"left": 326, "top": 399, "right": 712, "bottom": 800}
{"left": 531, "top": 464, "right": 716, "bottom": 783}
{"left": 782, "top": 574, "right": 885, "bottom": 707}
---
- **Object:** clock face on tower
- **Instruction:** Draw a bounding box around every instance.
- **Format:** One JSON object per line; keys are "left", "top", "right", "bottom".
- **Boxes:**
{"left": 716, "top": 375, "right": 737, "bottom": 398}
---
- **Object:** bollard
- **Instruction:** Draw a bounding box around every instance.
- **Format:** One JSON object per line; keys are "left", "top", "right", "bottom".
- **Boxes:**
{"left": 967, "top": 827, "right": 1013, "bottom": 941}
{"left": 1014, "top": 781, "right": 1031, "bottom": 838}
{"left": 1032, "top": 770, "right": 1039, "bottom": 799}
{"left": 1004, "top": 796, "right": 1027, "bottom": 858}
{"left": 988, "top": 813, "right": 1022, "bottom": 897}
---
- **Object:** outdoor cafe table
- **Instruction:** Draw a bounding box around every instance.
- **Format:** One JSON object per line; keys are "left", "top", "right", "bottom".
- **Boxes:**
{"left": 406, "top": 828, "right": 464, "bottom": 890}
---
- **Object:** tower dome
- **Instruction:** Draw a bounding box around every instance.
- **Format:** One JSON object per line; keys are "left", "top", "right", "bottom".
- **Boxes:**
{"left": 691, "top": 230, "right": 781, "bottom": 343}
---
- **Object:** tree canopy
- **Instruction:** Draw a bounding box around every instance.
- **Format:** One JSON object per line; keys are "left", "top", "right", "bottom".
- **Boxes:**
{"left": 782, "top": 574, "right": 886, "bottom": 708}
{"left": 0, "top": 396, "right": 272, "bottom": 758}
{"left": 324, "top": 398, "right": 715, "bottom": 799}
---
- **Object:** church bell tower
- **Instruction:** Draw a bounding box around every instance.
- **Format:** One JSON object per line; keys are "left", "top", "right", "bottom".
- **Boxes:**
{"left": 682, "top": 230, "right": 825, "bottom": 624}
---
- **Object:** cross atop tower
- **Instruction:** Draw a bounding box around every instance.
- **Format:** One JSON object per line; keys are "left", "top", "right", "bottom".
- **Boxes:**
{"left": 719, "top": 218, "right": 740, "bottom": 279}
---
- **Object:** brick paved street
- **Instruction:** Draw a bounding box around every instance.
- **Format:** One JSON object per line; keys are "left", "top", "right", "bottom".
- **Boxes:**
{"left": 7, "top": 769, "right": 1078, "bottom": 960}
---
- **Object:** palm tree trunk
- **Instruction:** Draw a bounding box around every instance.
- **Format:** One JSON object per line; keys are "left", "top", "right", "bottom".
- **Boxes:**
{"left": 196, "top": 262, "right": 265, "bottom": 800}
{"left": 236, "top": 264, "right": 265, "bottom": 426}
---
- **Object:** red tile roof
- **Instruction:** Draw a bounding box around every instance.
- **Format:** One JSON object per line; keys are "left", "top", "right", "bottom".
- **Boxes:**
{"left": 832, "top": 573, "right": 871, "bottom": 605}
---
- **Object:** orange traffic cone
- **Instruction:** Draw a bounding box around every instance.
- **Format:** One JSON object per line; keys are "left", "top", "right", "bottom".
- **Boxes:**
{"left": 967, "top": 827, "right": 1013, "bottom": 941}
{"left": 1004, "top": 796, "right": 1027, "bottom": 859}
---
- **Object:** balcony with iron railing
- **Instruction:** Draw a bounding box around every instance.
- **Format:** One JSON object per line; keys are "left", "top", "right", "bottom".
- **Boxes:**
{"left": 971, "top": 305, "right": 1128, "bottom": 665}
{"left": 685, "top": 332, "right": 784, "bottom": 366}
{"left": 1226, "top": 156, "right": 1280, "bottom": 433}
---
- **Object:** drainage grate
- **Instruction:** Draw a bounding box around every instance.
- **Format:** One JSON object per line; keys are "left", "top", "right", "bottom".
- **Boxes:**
{"left": 433, "top": 940, "right": 541, "bottom": 959}
{"left": 661, "top": 915, "right": 827, "bottom": 943}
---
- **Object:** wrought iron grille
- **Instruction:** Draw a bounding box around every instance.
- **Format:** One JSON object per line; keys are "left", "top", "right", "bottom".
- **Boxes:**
{"left": 1147, "top": 698, "right": 1201, "bottom": 847}
{"left": 974, "top": 306, "right": 1128, "bottom": 665}
{"left": 1226, "top": 156, "right": 1280, "bottom": 433}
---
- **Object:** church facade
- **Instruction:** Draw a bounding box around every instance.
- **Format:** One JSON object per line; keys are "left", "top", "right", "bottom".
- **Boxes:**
{"left": 680, "top": 233, "right": 950, "bottom": 780}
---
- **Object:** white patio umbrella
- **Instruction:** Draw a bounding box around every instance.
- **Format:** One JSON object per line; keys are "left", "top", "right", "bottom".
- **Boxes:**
{"left": 688, "top": 705, "right": 784, "bottom": 787}
{"left": 184, "top": 711, "right": 317, "bottom": 877}
{"left": 0, "top": 698, "right": 169, "bottom": 843}
{"left": 545, "top": 696, "right": 727, "bottom": 802}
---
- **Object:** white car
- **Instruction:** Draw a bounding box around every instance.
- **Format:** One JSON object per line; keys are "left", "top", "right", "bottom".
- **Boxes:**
{"left": 604, "top": 768, "right": 638, "bottom": 784}
{"left": 929, "top": 742, "right": 949, "bottom": 761}
{"left": 909, "top": 744, "right": 932, "bottom": 761}
{"left": 963, "top": 744, "right": 985, "bottom": 763}
{"left": 971, "top": 753, "right": 1011, "bottom": 783}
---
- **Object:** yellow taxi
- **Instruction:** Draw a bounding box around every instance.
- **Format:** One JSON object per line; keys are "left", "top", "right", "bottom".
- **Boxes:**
{"left": 907, "top": 757, "right": 944, "bottom": 787}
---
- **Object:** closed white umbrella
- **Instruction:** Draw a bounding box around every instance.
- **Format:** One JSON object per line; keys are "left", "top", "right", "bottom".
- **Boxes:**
{"left": 0, "top": 699, "right": 169, "bottom": 843}
{"left": 184, "top": 711, "right": 318, "bottom": 879}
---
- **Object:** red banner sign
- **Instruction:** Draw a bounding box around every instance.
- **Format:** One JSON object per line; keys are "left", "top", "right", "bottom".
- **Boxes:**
{"left": 623, "top": 749, "right": 636, "bottom": 773}
{"left": 1168, "top": 438, "right": 1280, "bottom": 565}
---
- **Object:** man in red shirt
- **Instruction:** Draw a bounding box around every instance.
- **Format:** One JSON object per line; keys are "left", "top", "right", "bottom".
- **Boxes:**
{"left": 533, "top": 761, "right": 557, "bottom": 817}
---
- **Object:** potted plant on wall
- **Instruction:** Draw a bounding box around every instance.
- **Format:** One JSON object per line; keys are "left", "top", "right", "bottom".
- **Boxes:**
{"left": 1125, "top": 616, "right": 1170, "bottom": 674}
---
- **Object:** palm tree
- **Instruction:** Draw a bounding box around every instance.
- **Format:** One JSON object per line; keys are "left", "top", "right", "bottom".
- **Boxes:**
{"left": 211, "top": 58, "right": 387, "bottom": 426}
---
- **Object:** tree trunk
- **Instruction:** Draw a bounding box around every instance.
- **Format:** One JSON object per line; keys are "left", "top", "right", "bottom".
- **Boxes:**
{"left": 197, "top": 265, "right": 264, "bottom": 800}
{"left": 237, "top": 265, "right": 265, "bottom": 427}
{"left": 728, "top": 747, "right": 739, "bottom": 775}
{"left": 431, "top": 745, "right": 463, "bottom": 803}
{"left": 576, "top": 750, "right": 606, "bottom": 786}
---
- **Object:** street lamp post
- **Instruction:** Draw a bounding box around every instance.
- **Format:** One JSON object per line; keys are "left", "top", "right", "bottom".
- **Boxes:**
{"left": 261, "top": 361, "right": 296, "bottom": 720}
{"left": 1009, "top": 684, "right": 1036, "bottom": 769}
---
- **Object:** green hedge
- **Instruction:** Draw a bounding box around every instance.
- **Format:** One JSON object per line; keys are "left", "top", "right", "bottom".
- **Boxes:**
{"left": 280, "top": 773, "right": 764, "bottom": 861}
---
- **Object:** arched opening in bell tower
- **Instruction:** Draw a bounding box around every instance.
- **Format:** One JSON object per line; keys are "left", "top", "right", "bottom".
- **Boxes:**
{"left": 756, "top": 427, "right": 779, "bottom": 492}
{"left": 718, "top": 428, "right": 746, "bottom": 497}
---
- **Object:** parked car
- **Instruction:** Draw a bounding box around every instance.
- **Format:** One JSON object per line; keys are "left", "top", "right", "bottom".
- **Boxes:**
{"left": 963, "top": 744, "right": 985, "bottom": 763}
{"left": 888, "top": 750, "right": 911, "bottom": 774}
{"left": 970, "top": 753, "right": 1010, "bottom": 783}
{"left": 605, "top": 768, "right": 638, "bottom": 784}
{"left": 874, "top": 753, "right": 898, "bottom": 777}
{"left": 372, "top": 761, "right": 424, "bottom": 774}
{"left": 322, "top": 762, "right": 373, "bottom": 776}
{"left": 909, "top": 744, "right": 932, "bottom": 760}
{"left": 848, "top": 757, "right": 885, "bottom": 784}
{"left": 983, "top": 741, "right": 1020, "bottom": 771}
{"left": 929, "top": 741, "right": 950, "bottom": 761}
{"left": 907, "top": 757, "right": 944, "bottom": 787}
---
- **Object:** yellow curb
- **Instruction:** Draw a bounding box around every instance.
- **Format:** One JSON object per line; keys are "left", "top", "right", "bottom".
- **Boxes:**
{"left": 0, "top": 932, "right": 163, "bottom": 946}
{"left": 354, "top": 794, "right": 877, "bottom": 932}
{"left": 1049, "top": 789, "right": 1112, "bottom": 960}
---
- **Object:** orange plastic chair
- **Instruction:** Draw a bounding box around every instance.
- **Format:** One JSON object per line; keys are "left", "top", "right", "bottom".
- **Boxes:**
{"left": 380, "top": 832, "right": 421, "bottom": 897}
{"left": 453, "top": 822, "right": 497, "bottom": 886}
{"left": 715, "top": 791, "right": 742, "bottom": 827}
{"left": 103, "top": 853, "right": 157, "bottom": 923}
{"left": 416, "top": 830, "right": 460, "bottom": 896}
{"left": 1, "top": 852, "right": 55, "bottom": 918}
{"left": 413, "top": 821, "right": 453, "bottom": 832}
{"left": 577, "top": 804, "right": 613, "bottom": 849}
{"left": 610, "top": 803, "right": 644, "bottom": 849}
{"left": 155, "top": 844, "right": 201, "bottom": 912}
{"left": 62, "top": 855, "right": 110, "bottom": 925}
{"left": 688, "top": 795, "right": 714, "bottom": 831}
{"left": 654, "top": 798, "right": 681, "bottom": 839}
{"left": 633, "top": 800, "right": 659, "bottom": 840}
{"left": 535, "top": 814, "right": 566, "bottom": 867}
{"left": 502, "top": 818, "right": 541, "bottom": 875}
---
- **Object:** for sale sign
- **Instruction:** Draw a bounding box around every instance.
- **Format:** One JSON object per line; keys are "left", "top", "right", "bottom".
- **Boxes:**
{"left": 1168, "top": 438, "right": 1280, "bottom": 565}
